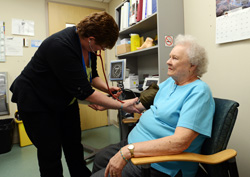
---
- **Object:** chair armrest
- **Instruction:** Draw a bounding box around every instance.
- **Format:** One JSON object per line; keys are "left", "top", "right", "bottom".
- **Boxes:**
{"left": 122, "top": 117, "right": 140, "bottom": 124}
{"left": 122, "top": 113, "right": 141, "bottom": 124}
{"left": 131, "top": 149, "right": 237, "bottom": 165}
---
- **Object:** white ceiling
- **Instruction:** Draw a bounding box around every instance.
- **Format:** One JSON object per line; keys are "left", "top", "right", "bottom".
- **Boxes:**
{"left": 88, "top": 0, "right": 111, "bottom": 3}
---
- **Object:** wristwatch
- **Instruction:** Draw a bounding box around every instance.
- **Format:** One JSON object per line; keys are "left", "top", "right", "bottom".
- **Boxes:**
{"left": 127, "top": 144, "right": 135, "bottom": 157}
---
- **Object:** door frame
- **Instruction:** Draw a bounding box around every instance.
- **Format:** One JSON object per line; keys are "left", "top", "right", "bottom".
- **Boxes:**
{"left": 45, "top": 0, "right": 107, "bottom": 37}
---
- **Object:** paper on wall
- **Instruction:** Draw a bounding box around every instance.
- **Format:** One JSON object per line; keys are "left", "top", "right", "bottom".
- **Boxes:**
{"left": 5, "top": 36, "right": 23, "bottom": 56}
{"left": 12, "top": 18, "right": 34, "bottom": 36}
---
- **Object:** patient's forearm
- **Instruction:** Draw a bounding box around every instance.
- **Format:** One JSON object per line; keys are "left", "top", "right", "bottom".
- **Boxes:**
{"left": 121, "top": 127, "right": 199, "bottom": 160}
{"left": 134, "top": 103, "right": 146, "bottom": 112}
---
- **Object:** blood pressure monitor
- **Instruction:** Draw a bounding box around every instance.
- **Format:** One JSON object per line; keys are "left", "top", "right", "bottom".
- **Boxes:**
{"left": 109, "top": 59, "right": 126, "bottom": 81}
{"left": 112, "top": 64, "right": 122, "bottom": 78}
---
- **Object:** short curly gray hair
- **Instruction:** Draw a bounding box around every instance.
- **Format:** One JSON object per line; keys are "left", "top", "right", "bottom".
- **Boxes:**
{"left": 175, "top": 34, "right": 208, "bottom": 77}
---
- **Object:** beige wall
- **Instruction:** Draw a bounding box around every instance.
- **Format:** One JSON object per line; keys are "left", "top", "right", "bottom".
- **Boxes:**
{"left": 0, "top": 0, "right": 47, "bottom": 120}
{"left": 184, "top": 1, "right": 249, "bottom": 176}
{"left": 106, "top": 0, "right": 123, "bottom": 126}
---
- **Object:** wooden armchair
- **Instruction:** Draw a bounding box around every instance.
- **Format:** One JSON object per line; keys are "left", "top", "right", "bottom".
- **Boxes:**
{"left": 130, "top": 98, "right": 240, "bottom": 177}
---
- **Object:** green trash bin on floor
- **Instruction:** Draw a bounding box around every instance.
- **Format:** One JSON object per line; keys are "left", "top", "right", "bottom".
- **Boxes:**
{"left": 0, "top": 118, "right": 14, "bottom": 154}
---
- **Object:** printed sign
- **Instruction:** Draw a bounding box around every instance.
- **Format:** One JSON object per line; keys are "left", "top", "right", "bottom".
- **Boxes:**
{"left": 165, "top": 36, "right": 174, "bottom": 47}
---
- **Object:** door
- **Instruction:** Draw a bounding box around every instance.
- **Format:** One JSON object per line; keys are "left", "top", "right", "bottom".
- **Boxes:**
{"left": 48, "top": 2, "right": 108, "bottom": 130}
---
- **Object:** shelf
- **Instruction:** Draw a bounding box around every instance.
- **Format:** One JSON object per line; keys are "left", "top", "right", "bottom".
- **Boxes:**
{"left": 119, "top": 13, "right": 157, "bottom": 36}
{"left": 117, "top": 45, "right": 158, "bottom": 58}
{"left": 116, "top": 0, "right": 184, "bottom": 83}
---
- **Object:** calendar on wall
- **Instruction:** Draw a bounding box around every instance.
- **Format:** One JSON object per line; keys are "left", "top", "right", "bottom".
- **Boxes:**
{"left": 216, "top": 7, "right": 250, "bottom": 44}
{"left": 216, "top": 0, "right": 250, "bottom": 44}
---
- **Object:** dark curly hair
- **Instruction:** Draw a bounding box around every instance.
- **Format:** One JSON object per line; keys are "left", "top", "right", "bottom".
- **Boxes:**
{"left": 76, "top": 11, "right": 119, "bottom": 49}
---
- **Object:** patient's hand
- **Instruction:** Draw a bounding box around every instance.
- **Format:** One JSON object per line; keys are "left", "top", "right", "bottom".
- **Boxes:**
{"left": 109, "top": 86, "right": 122, "bottom": 98}
{"left": 104, "top": 150, "right": 127, "bottom": 177}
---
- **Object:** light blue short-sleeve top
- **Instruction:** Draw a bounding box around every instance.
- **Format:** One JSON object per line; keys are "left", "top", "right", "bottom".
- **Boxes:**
{"left": 128, "top": 77, "right": 215, "bottom": 177}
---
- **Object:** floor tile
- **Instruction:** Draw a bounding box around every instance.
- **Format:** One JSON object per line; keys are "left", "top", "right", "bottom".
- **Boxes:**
{"left": 0, "top": 125, "right": 120, "bottom": 177}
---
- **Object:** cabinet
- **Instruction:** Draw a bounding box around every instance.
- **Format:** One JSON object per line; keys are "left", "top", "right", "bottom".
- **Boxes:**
{"left": 115, "top": 0, "right": 184, "bottom": 84}
{"left": 0, "top": 72, "right": 9, "bottom": 115}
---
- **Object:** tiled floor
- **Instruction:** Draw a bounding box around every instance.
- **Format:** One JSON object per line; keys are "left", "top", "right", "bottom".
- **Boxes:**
{"left": 0, "top": 125, "right": 120, "bottom": 177}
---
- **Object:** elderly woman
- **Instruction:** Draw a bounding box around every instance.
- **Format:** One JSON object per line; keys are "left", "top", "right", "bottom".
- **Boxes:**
{"left": 90, "top": 34, "right": 215, "bottom": 177}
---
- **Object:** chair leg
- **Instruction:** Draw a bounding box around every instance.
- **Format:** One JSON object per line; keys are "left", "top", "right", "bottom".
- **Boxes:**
{"left": 141, "top": 164, "right": 151, "bottom": 177}
{"left": 228, "top": 157, "right": 239, "bottom": 177}
{"left": 195, "top": 165, "right": 208, "bottom": 177}
{"left": 83, "top": 144, "right": 100, "bottom": 162}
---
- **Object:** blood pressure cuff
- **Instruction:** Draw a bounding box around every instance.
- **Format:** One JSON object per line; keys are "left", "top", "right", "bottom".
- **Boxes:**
{"left": 139, "top": 83, "right": 159, "bottom": 110}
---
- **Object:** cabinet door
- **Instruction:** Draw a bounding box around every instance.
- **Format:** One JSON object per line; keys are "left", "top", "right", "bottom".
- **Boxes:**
{"left": 79, "top": 103, "right": 108, "bottom": 130}
{"left": 48, "top": 2, "right": 108, "bottom": 130}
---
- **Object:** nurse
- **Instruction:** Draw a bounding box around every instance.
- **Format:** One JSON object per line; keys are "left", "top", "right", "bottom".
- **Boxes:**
{"left": 10, "top": 11, "right": 139, "bottom": 177}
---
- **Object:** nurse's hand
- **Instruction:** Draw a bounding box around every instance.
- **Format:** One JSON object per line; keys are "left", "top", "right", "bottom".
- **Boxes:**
{"left": 122, "top": 98, "right": 141, "bottom": 113}
{"left": 88, "top": 104, "right": 107, "bottom": 111}
{"left": 134, "top": 102, "right": 146, "bottom": 113}
{"left": 109, "top": 86, "right": 122, "bottom": 98}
